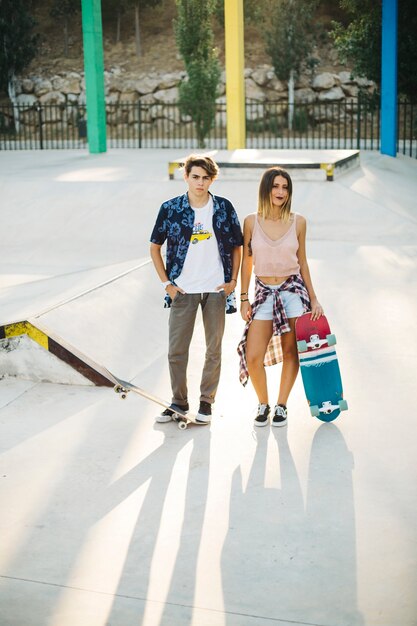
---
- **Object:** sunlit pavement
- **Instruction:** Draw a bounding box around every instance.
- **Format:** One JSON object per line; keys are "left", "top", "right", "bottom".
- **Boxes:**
{"left": 1, "top": 148, "right": 416, "bottom": 626}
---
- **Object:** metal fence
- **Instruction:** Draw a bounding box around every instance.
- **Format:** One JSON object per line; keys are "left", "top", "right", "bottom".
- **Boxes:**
{"left": 246, "top": 98, "right": 417, "bottom": 157}
{"left": 0, "top": 102, "right": 87, "bottom": 150}
{"left": 0, "top": 97, "right": 416, "bottom": 157}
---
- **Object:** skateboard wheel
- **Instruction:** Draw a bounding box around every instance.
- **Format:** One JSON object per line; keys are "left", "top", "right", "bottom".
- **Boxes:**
{"left": 297, "top": 340, "right": 308, "bottom": 353}
{"left": 114, "top": 384, "right": 128, "bottom": 399}
{"left": 178, "top": 421, "right": 187, "bottom": 430}
{"left": 326, "top": 333, "right": 336, "bottom": 346}
{"left": 310, "top": 405, "right": 320, "bottom": 417}
{"left": 339, "top": 399, "right": 348, "bottom": 411}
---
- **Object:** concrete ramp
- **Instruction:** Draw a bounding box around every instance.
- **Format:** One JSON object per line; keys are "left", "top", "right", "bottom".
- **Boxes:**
{"left": 0, "top": 258, "right": 149, "bottom": 326}
{"left": 1, "top": 149, "right": 417, "bottom": 626}
{"left": 0, "top": 330, "right": 93, "bottom": 385}
{"left": 169, "top": 149, "right": 360, "bottom": 181}
{"left": 0, "top": 259, "right": 169, "bottom": 386}
{"left": 1, "top": 149, "right": 416, "bottom": 391}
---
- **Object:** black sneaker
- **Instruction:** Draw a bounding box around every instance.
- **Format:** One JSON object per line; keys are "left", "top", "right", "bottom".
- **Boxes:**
{"left": 254, "top": 403, "right": 270, "bottom": 427}
{"left": 197, "top": 401, "right": 212, "bottom": 423}
{"left": 156, "top": 403, "right": 189, "bottom": 423}
{"left": 272, "top": 404, "right": 287, "bottom": 427}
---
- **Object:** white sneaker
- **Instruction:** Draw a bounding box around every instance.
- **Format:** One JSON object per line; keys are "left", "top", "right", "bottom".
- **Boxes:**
{"left": 272, "top": 404, "right": 287, "bottom": 427}
{"left": 196, "top": 401, "right": 212, "bottom": 423}
{"left": 254, "top": 403, "right": 270, "bottom": 427}
{"left": 156, "top": 405, "right": 188, "bottom": 423}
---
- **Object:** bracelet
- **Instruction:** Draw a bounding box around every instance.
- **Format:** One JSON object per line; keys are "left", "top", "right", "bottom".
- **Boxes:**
{"left": 240, "top": 298, "right": 249, "bottom": 302}
{"left": 161, "top": 280, "right": 171, "bottom": 290}
{"left": 240, "top": 292, "right": 248, "bottom": 295}
{"left": 230, "top": 278, "right": 237, "bottom": 283}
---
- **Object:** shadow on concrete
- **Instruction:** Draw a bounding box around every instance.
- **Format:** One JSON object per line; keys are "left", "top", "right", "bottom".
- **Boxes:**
{"left": 221, "top": 423, "right": 364, "bottom": 626}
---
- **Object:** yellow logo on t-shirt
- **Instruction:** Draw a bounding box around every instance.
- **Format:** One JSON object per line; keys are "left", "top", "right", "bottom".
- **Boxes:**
{"left": 190, "top": 223, "right": 212, "bottom": 244}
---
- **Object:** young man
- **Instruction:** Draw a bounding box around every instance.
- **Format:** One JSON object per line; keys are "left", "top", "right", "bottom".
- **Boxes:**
{"left": 150, "top": 154, "right": 243, "bottom": 423}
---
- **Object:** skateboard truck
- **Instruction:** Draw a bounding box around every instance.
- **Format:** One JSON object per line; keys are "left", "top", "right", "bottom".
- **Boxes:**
{"left": 114, "top": 383, "right": 128, "bottom": 399}
{"left": 310, "top": 399, "right": 349, "bottom": 417}
{"left": 320, "top": 400, "right": 339, "bottom": 414}
{"left": 309, "top": 333, "right": 326, "bottom": 349}
{"left": 174, "top": 416, "right": 188, "bottom": 430}
{"left": 297, "top": 332, "right": 336, "bottom": 353}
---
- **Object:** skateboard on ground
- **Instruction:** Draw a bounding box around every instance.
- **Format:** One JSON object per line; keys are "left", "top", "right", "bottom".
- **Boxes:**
{"left": 102, "top": 367, "right": 203, "bottom": 430}
{"left": 295, "top": 312, "right": 348, "bottom": 422}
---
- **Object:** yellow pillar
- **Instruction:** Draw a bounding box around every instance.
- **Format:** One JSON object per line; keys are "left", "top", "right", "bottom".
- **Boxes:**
{"left": 224, "top": 0, "right": 246, "bottom": 149}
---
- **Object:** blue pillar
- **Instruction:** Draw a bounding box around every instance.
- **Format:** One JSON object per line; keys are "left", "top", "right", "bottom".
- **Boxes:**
{"left": 380, "top": 0, "right": 398, "bottom": 157}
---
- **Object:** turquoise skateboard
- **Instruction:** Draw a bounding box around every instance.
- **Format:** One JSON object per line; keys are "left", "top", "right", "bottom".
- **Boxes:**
{"left": 296, "top": 312, "right": 348, "bottom": 422}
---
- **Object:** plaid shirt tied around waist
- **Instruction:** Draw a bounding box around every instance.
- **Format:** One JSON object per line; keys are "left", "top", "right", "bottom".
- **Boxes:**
{"left": 237, "top": 275, "right": 311, "bottom": 386}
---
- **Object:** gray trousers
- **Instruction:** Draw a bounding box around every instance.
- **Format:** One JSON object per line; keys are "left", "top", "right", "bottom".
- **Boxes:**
{"left": 168, "top": 292, "right": 226, "bottom": 407}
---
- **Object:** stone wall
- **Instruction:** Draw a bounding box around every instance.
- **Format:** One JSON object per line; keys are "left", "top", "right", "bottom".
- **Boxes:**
{"left": 3, "top": 65, "right": 376, "bottom": 137}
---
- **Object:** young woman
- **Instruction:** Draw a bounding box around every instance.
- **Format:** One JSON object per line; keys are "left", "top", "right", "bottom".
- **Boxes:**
{"left": 238, "top": 167, "right": 323, "bottom": 427}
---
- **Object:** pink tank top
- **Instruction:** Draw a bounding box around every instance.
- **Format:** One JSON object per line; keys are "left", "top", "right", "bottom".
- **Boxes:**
{"left": 252, "top": 214, "right": 300, "bottom": 277}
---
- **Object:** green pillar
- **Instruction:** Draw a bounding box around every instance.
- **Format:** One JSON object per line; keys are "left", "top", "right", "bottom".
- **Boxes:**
{"left": 81, "top": 0, "right": 106, "bottom": 153}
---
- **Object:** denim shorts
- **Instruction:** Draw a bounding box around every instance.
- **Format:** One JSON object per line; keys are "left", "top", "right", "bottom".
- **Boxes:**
{"left": 253, "top": 284, "right": 304, "bottom": 320}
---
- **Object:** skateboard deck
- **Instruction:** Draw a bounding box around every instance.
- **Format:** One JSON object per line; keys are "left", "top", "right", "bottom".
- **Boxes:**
{"left": 102, "top": 366, "right": 203, "bottom": 430}
{"left": 296, "top": 312, "right": 348, "bottom": 422}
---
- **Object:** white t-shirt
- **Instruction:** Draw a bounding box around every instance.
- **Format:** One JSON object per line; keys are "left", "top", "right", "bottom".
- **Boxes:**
{"left": 175, "top": 197, "right": 225, "bottom": 293}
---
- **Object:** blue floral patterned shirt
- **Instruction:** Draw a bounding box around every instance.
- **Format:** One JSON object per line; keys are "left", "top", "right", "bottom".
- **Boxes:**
{"left": 150, "top": 192, "right": 243, "bottom": 307}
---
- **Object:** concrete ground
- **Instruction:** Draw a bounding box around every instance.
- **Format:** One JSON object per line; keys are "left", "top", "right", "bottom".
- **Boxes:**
{"left": 0, "top": 148, "right": 416, "bottom": 626}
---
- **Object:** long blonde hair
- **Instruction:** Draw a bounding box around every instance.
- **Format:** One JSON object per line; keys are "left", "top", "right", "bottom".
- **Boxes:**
{"left": 257, "top": 167, "right": 293, "bottom": 222}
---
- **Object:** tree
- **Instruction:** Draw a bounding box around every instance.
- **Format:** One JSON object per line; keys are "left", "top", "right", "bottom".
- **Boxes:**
{"left": 213, "top": 0, "right": 260, "bottom": 27}
{"left": 265, "top": 0, "right": 319, "bottom": 130}
{"left": 0, "top": 0, "right": 38, "bottom": 125}
{"left": 50, "top": 0, "right": 80, "bottom": 58}
{"left": 266, "top": 0, "right": 318, "bottom": 129}
{"left": 127, "top": 0, "right": 162, "bottom": 57}
{"left": 174, "top": 0, "right": 220, "bottom": 147}
{"left": 331, "top": 0, "right": 417, "bottom": 99}
{"left": 102, "top": 0, "right": 129, "bottom": 43}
